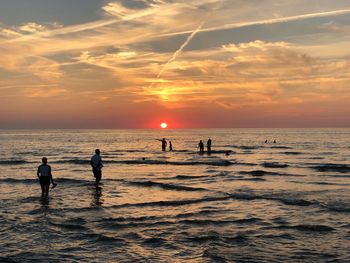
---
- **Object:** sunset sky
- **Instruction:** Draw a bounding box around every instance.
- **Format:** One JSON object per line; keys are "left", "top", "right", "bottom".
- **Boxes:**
{"left": 1, "top": 0, "right": 350, "bottom": 128}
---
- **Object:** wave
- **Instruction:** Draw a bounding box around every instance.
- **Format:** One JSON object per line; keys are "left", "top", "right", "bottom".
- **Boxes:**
{"left": 239, "top": 170, "right": 281, "bottom": 176}
{"left": 54, "top": 159, "right": 90, "bottom": 164}
{"left": 270, "top": 146, "right": 293, "bottom": 149}
{"left": 210, "top": 150, "right": 235, "bottom": 154}
{"left": 236, "top": 146, "right": 261, "bottom": 150}
{"left": 179, "top": 217, "right": 261, "bottom": 226}
{"left": 263, "top": 162, "right": 289, "bottom": 168}
{"left": 105, "top": 192, "right": 315, "bottom": 210}
{"left": 109, "top": 149, "right": 146, "bottom": 153}
{"left": 277, "top": 224, "right": 334, "bottom": 232}
{"left": 312, "top": 164, "right": 350, "bottom": 173}
{"left": 109, "top": 196, "right": 234, "bottom": 209}
{"left": 294, "top": 181, "right": 349, "bottom": 186}
{"left": 240, "top": 170, "right": 305, "bottom": 177}
{"left": 282, "top": 151, "right": 303, "bottom": 155}
{"left": 321, "top": 203, "right": 350, "bottom": 213}
{"left": 84, "top": 233, "right": 127, "bottom": 244}
{"left": 101, "top": 215, "right": 162, "bottom": 223}
{"left": 142, "top": 237, "right": 167, "bottom": 247}
{"left": 0, "top": 178, "right": 37, "bottom": 184}
{"left": 0, "top": 177, "right": 91, "bottom": 185}
{"left": 49, "top": 220, "right": 88, "bottom": 231}
{"left": 175, "top": 175, "right": 208, "bottom": 180}
{"left": 121, "top": 159, "right": 236, "bottom": 166}
{"left": 190, "top": 233, "right": 248, "bottom": 245}
{"left": 174, "top": 209, "right": 220, "bottom": 218}
{"left": 0, "top": 159, "right": 28, "bottom": 165}
{"left": 54, "top": 158, "right": 239, "bottom": 167}
{"left": 229, "top": 192, "right": 313, "bottom": 207}
{"left": 125, "top": 180, "right": 207, "bottom": 192}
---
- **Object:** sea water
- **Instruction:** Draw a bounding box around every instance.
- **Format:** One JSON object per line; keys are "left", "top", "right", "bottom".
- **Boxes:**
{"left": 0, "top": 129, "right": 349, "bottom": 262}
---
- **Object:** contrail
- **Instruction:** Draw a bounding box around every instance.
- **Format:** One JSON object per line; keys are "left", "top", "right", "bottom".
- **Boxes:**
{"left": 151, "top": 22, "right": 203, "bottom": 86}
{"left": 159, "top": 8, "right": 350, "bottom": 38}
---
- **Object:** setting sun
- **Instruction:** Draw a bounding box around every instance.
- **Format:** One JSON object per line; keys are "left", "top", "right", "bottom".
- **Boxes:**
{"left": 160, "top": 122, "right": 168, "bottom": 129}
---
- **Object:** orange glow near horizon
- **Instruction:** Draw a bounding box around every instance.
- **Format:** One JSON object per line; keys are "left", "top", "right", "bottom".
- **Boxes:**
{"left": 0, "top": 1, "right": 350, "bottom": 128}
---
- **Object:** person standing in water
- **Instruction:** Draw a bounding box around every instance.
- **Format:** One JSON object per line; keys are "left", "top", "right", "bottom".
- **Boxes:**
{"left": 169, "top": 141, "right": 173, "bottom": 151}
{"left": 207, "top": 138, "right": 212, "bottom": 153}
{"left": 90, "top": 149, "right": 103, "bottom": 186}
{"left": 198, "top": 140, "right": 204, "bottom": 154}
{"left": 157, "top": 138, "right": 167, "bottom": 151}
{"left": 37, "top": 157, "right": 57, "bottom": 198}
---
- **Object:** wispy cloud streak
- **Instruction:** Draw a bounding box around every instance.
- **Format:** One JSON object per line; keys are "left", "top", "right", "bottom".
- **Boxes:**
{"left": 160, "top": 8, "right": 350, "bottom": 37}
{"left": 151, "top": 22, "right": 203, "bottom": 86}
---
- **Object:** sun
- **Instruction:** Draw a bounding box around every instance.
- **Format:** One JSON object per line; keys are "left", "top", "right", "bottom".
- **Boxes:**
{"left": 160, "top": 122, "right": 168, "bottom": 129}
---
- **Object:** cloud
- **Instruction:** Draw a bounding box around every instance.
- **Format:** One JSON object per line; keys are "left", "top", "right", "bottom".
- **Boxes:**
{"left": 319, "top": 21, "right": 350, "bottom": 32}
{"left": 1, "top": 0, "right": 350, "bottom": 127}
{"left": 137, "top": 39, "right": 350, "bottom": 109}
{"left": 24, "top": 87, "right": 67, "bottom": 98}
{"left": 0, "top": 28, "right": 21, "bottom": 38}
{"left": 152, "top": 22, "right": 203, "bottom": 84}
{"left": 19, "top": 22, "right": 46, "bottom": 33}
{"left": 160, "top": 8, "right": 350, "bottom": 37}
{"left": 102, "top": 2, "right": 158, "bottom": 20}
{"left": 25, "top": 57, "right": 63, "bottom": 81}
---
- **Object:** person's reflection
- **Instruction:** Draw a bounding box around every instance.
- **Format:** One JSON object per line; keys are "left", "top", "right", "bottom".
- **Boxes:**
{"left": 91, "top": 186, "right": 103, "bottom": 207}
{"left": 39, "top": 196, "right": 50, "bottom": 215}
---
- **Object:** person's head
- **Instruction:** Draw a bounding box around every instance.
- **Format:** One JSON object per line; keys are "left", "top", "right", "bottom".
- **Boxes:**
{"left": 95, "top": 149, "right": 100, "bottom": 155}
{"left": 42, "top": 157, "right": 48, "bottom": 164}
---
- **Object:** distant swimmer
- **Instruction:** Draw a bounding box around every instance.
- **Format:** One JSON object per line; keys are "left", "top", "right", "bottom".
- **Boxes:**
{"left": 37, "top": 157, "right": 57, "bottom": 198}
{"left": 169, "top": 141, "right": 173, "bottom": 151}
{"left": 90, "top": 149, "right": 103, "bottom": 186}
{"left": 207, "top": 138, "right": 212, "bottom": 153}
{"left": 198, "top": 140, "right": 204, "bottom": 154}
{"left": 273, "top": 140, "right": 276, "bottom": 144}
{"left": 265, "top": 140, "right": 268, "bottom": 144}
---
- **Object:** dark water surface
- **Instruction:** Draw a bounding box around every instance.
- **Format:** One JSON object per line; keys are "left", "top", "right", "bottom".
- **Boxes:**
{"left": 0, "top": 129, "right": 349, "bottom": 262}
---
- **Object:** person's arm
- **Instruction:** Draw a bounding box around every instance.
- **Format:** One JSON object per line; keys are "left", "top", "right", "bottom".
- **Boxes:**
{"left": 48, "top": 165, "right": 54, "bottom": 183}
{"left": 37, "top": 166, "right": 40, "bottom": 178}
{"left": 98, "top": 156, "right": 103, "bottom": 169}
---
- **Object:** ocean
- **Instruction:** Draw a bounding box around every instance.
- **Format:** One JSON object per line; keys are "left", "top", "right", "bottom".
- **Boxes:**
{"left": 0, "top": 129, "right": 349, "bottom": 262}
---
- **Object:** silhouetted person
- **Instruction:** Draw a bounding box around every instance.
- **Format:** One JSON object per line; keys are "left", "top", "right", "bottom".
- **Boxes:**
{"left": 273, "top": 140, "right": 276, "bottom": 144}
{"left": 198, "top": 140, "right": 204, "bottom": 153}
{"left": 90, "top": 149, "right": 103, "bottom": 186}
{"left": 169, "top": 141, "right": 173, "bottom": 151}
{"left": 156, "top": 138, "right": 168, "bottom": 151}
{"left": 207, "top": 138, "right": 212, "bottom": 153}
{"left": 265, "top": 140, "right": 268, "bottom": 144}
{"left": 37, "top": 157, "right": 56, "bottom": 198}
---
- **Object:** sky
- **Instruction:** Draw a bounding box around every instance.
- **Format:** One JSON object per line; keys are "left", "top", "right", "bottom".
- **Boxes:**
{"left": 0, "top": 0, "right": 350, "bottom": 129}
